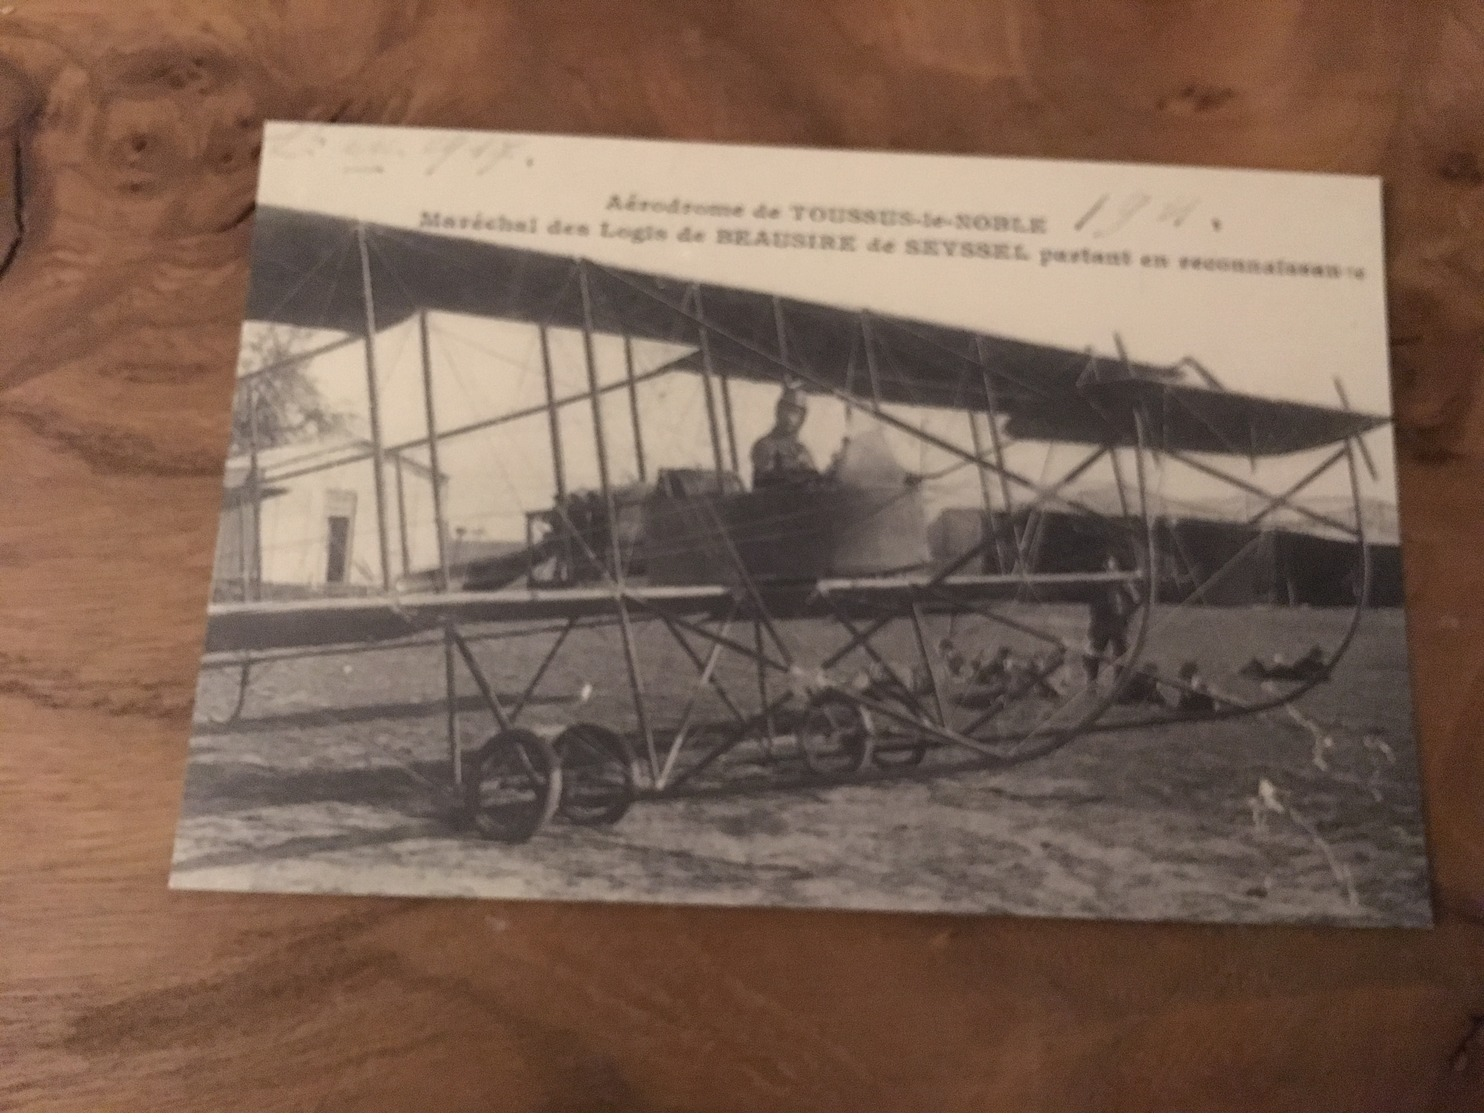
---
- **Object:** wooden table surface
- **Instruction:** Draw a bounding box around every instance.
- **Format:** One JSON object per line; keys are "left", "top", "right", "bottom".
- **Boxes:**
{"left": 3, "top": 1, "right": 1484, "bottom": 1109}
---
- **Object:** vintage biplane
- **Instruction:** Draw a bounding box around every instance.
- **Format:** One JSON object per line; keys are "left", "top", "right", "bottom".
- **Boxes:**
{"left": 201, "top": 205, "right": 1390, "bottom": 842}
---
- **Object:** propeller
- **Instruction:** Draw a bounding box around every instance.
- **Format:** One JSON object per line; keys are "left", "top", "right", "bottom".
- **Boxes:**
{"left": 1076, "top": 345, "right": 1100, "bottom": 389}
{"left": 1173, "top": 355, "right": 1224, "bottom": 390}
{"left": 1113, "top": 332, "right": 1162, "bottom": 468}
{"left": 1333, "top": 378, "right": 1380, "bottom": 482}
{"left": 1113, "top": 332, "right": 1132, "bottom": 378}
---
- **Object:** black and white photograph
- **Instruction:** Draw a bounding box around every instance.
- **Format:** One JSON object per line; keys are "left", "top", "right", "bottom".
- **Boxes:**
{"left": 173, "top": 123, "right": 1431, "bottom": 927}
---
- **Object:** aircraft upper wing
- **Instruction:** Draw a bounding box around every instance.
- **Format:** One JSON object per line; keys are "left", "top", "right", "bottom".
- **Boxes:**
{"left": 1006, "top": 378, "right": 1389, "bottom": 456}
{"left": 242, "top": 205, "right": 1388, "bottom": 457}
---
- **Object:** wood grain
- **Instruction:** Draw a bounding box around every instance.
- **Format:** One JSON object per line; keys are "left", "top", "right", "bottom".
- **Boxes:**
{"left": 3, "top": 0, "right": 1483, "bottom": 1108}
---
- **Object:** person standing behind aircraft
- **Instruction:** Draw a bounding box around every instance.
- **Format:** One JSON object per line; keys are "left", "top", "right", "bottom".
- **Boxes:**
{"left": 1085, "top": 550, "right": 1138, "bottom": 684}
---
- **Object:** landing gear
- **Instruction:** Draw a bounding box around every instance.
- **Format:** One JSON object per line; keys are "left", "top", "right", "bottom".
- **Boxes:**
{"left": 870, "top": 736, "right": 928, "bottom": 770}
{"left": 797, "top": 692, "right": 874, "bottom": 776}
{"left": 554, "top": 723, "right": 637, "bottom": 825}
{"left": 464, "top": 728, "right": 561, "bottom": 843}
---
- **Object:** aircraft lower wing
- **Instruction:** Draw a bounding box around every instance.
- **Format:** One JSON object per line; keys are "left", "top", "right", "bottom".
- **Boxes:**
{"left": 203, "top": 585, "right": 735, "bottom": 653}
{"left": 202, "top": 571, "right": 1142, "bottom": 656}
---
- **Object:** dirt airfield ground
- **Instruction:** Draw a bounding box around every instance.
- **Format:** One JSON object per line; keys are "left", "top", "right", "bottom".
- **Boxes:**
{"left": 172, "top": 605, "right": 1431, "bottom": 927}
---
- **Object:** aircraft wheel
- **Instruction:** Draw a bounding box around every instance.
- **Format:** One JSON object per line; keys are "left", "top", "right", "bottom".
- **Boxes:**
{"left": 798, "top": 693, "right": 873, "bottom": 776}
{"left": 871, "top": 736, "right": 929, "bottom": 770}
{"left": 554, "top": 723, "right": 636, "bottom": 826}
{"left": 465, "top": 728, "right": 561, "bottom": 843}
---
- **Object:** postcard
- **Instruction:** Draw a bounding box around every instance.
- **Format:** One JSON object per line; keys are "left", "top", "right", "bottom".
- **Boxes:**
{"left": 172, "top": 122, "right": 1430, "bottom": 926}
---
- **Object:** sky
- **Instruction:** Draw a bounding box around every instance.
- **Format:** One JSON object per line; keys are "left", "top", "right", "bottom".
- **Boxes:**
{"left": 243, "top": 123, "right": 1399, "bottom": 554}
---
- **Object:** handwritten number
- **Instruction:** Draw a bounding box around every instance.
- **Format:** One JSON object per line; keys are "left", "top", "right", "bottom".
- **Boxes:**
{"left": 1074, "top": 194, "right": 1108, "bottom": 233}
{"left": 1157, "top": 197, "right": 1200, "bottom": 227}
{"left": 1076, "top": 192, "right": 1201, "bottom": 237}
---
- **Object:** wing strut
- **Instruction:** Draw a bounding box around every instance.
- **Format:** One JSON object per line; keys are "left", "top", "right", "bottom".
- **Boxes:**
{"left": 579, "top": 260, "right": 659, "bottom": 777}
{"left": 355, "top": 222, "right": 394, "bottom": 592}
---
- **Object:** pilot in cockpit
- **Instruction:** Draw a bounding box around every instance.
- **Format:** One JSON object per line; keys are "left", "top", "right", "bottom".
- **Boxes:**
{"left": 750, "top": 385, "right": 823, "bottom": 489}
{"left": 751, "top": 384, "right": 928, "bottom": 492}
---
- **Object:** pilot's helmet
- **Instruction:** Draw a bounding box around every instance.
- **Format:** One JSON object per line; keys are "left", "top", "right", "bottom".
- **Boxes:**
{"left": 775, "top": 385, "right": 807, "bottom": 418}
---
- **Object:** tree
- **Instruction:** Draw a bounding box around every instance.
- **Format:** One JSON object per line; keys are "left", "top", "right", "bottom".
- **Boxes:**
{"left": 230, "top": 325, "right": 350, "bottom": 455}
